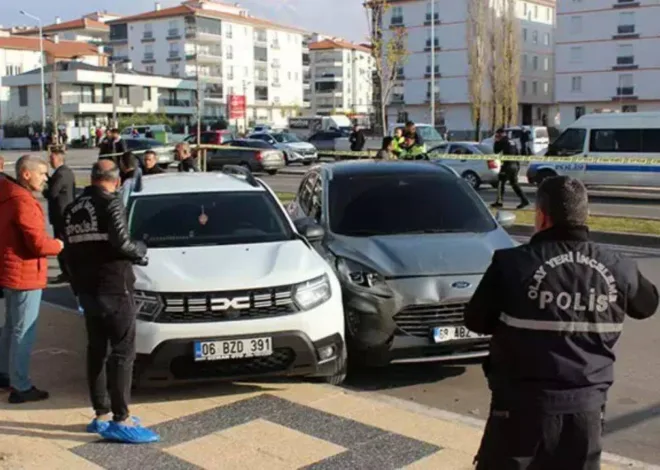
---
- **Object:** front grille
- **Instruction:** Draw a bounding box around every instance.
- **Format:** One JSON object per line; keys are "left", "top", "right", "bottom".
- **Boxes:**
{"left": 156, "top": 285, "right": 298, "bottom": 323}
{"left": 169, "top": 348, "right": 295, "bottom": 379}
{"left": 393, "top": 301, "right": 468, "bottom": 338}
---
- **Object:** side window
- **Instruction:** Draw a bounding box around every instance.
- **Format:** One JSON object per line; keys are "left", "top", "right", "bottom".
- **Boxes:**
{"left": 589, "top": 129, "right": 641, "bottom": 153}
{"left": 200, "top": 133, "right": 214, "bottom": 144}
{"left": 310, "top": 177, "right": 323, "bottom": 222}
{"left": 642, "top": 129, "right": 660, "bottom": 152}
{"left": 550, "top": 128, "right": 586, "bottom": 156}
{"left": 297, "top": 172, "right": 317, "bottom": 215}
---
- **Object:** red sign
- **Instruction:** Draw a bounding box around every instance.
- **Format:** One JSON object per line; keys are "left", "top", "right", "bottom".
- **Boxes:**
{"left": 228, "top": 95, "right": 246, "bottom": 120}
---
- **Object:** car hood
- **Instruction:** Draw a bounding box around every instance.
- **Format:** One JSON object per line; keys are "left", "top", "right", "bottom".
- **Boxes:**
{"left": 134, "top": 240, "right": 328, "bottom": 292}
{"left": 328, "top": 229, "right": 515, "bottom": 277}
{"left": 283, "top": 142, "right": 316, "bottom": 151}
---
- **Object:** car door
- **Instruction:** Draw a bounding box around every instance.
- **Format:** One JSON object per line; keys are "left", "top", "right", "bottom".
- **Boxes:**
{"left": 311, "top": 132, "right": 332, "bottom": 151}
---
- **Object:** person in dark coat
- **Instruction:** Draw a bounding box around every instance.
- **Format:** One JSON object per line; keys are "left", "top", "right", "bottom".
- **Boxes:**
{"left": 349, "top": 124, "right": 366, "bottom": 152}
{"left": 465, "top": 176, "right": 659, "bottom": 470}
{"left": 175, "top": 143, "right": 199, "bottom": 172}
{"left": 43, "top": 149, "right": 76, "bottom": 283}
{"left": 98, "top": 128, "right": 127, "bottom": 164}
{"left": 491, "top": 128, "right": 529, "bottom": 209}
{"left": 142, "top": 150, "right": 165, "bottom": 176}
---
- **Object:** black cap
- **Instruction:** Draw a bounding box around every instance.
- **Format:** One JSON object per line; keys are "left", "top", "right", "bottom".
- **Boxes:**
{"left": 496, "top": 128, "right": 505, "bottom": 134}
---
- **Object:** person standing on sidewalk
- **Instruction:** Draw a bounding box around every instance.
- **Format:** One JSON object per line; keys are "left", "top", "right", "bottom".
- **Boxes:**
{"left": 43, "top": 149, "right": 76, "bottom": 283}
{"left": 465, "top": 176, "right": 659, "bottom": 470}
{"left": 63, "top": 160, "right": 159, "bottom": 443}
{"left": 491, "top": 128, "right": 529, "bottom": 210}
{"left": 0, "top": 155, "right": 63, "bottom": 403}
{"left": 349, "top": 124, "right": 366, "bottom": 152}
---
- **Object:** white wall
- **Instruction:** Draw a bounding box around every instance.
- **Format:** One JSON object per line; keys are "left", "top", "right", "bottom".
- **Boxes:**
{"left": 0, "top": 48, "right": 42, "bottom": 125}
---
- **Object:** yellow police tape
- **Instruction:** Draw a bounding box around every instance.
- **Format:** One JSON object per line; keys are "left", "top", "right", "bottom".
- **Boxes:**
{"left": 100, "top": 144, "right": 660, "bottom": 166}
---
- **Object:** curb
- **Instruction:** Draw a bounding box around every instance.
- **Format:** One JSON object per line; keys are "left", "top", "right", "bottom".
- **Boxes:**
{"left": 507, "top": 225, "right": 660, "bottom": 250}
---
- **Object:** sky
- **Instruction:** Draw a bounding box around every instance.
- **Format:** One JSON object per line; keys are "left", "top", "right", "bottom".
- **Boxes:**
{"left": 0, "top": 0, "right": 369, "bottom": 42}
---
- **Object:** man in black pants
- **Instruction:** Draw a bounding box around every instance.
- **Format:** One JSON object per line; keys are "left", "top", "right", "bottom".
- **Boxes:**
{"left": 465, "top": 176, "right": 658, "bottom": 469}
{"left": 63, "top": 160, "right": 159, "bottom": 444}
{"left": 491, "top": 128, "right": 529, "bottom": 209}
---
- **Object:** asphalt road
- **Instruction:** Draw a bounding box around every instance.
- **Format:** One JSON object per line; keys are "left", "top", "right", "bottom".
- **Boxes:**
{"left": 3, "top": 149, "right": 660, "bottom": 219}
{"left": 40, "top": 239, "right": 660, "bottom": 464}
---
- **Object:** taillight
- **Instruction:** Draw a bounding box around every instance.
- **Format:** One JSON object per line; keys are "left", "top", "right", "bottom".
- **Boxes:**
{"left": 487, "top": 160, "right": 498, "bottom": 169}
{"left": 255, "top": 151, "right": 263, "bottom": 161}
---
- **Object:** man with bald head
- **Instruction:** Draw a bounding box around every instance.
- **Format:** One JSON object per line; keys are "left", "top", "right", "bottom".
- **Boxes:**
{"left": 63, "top": 160, "right": 159, "bottom": 443}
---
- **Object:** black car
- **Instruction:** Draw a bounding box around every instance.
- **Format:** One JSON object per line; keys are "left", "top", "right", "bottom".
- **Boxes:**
{"left": 206, "top": 139, "right": 285, "bottom": 175}
{"left": 286, "top": 161, "right": 517, "bottom": 367}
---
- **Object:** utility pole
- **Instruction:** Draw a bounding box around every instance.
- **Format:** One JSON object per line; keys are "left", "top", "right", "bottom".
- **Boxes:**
{"left": 430, "top": 0, "right": 436, "bottom": 129}
{"left": 111, "top": 61, "right": 117, "bottom": 128}
{"left": 242, "top": 80, "right": 248, "bottom": 132}
{"left": 53, "top": 59, "right": 59, "bottom": 145}
{"left": 195, "top": 28, "right": 202, "bottom": 146}
{"left": 20, "top": 10, "right": 46, "bottom": 139}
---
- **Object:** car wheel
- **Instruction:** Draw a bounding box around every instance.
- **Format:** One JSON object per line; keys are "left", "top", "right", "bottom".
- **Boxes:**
{"left": 266, "top": 169, "right": 278, "bottom": 175}
{"left": 461, "top": 171, "right": 481, "bottom": 190}
{"left": 534, "top": 169, "right": 556, "bottom": 186}
{"left": 283, "top": 151, "right": 291, "bottom": 166}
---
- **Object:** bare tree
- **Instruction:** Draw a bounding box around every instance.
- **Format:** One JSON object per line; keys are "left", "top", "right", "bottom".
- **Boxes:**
{"left": 501, "top": 0, "right": 521, "bottom": 126}
{"left": 467, "top": 0, "right": 489, "bottom": 140}
{"left": 365, "top": 0, "right": 408, "bottom": 137}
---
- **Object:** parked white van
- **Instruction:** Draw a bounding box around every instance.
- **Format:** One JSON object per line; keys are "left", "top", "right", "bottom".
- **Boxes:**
{"left": 526, "top": 112, "right": 660, "bottom": 188}
{"left": 482, "top": 126, "right": 550, "bottom": 155}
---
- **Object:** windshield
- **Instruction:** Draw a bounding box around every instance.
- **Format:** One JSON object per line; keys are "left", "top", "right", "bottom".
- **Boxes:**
{"left": 328, "top": 174, "right": 496, "bottom": 236}
{"left": 416, "top": 126, "right": 444, "bottom": 142}
{"left": 128, "top": 192, "right": 293, "bottom": 248}
{"left": 273, "top": 133, "right": 301, "bottom": 143}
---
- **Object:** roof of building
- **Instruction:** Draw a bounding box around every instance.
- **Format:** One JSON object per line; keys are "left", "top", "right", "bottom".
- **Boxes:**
{"left": 108, "top": 1, "right": 306, "bottom": 34}
{"left": 309, "top": 39, "right": 371, "bottom": 54}
{"left": 133, "top": 172, "right": 266, "bottom": 196}
{"left": 0, "top": 36, "right": 103, "bottom": 58}
{"left": 14, "top": 17, "right": 109, "bottom": 36}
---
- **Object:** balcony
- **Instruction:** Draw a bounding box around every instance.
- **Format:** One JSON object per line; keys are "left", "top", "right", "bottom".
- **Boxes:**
{"left": 191, "top": 49, "right": 223, "bottom": 64}
{"left": 613, "top": 55, "right": 637, "bottom": 70}
{"left": 167, "top": 28, "right": 182, "bottom": 40}
{"left": 142, "top": 53, "right": 156, "bottom": 64}
{"left": 315, "top": 89, "right": 342, "bottom": 96}
{"left": 613, "top": 0, "right": 640, "bottom": 8}
{"left": 255, "top": 75, "right": 268, "bottom": 86}
{"left": 424, "top": 40, "right": 440, "bottom": 52}
{"left": 271, "top": 42, "right": 281, "bottom": 50}
{"left": 186, "top": 28, "right": 223, "bottom": 43}
{"left": 391, "top": 93, "right": 404, "bottom": 104}
{"left": 159, "top": 98, "right": 192, "bottom": 107}
{"left": 315, "top": 73, "right": 342, "bottom": 82}
{"left": 424, "top": 13, "right": 440, "bottom": 26}
{"left": 272, "top": 80, "right": 282, "bottom": 88}
{"left": 390, "top": 16, "right": 404, "bottom": 27}
{"left": 315, "top": 57, "right": 343, "bottom": 66}
{"left": 254, "top": 33, "right": 268, "bottom": 46}
{"left": 613, "top": 24, "right": 638, "bottom": 39}
{"left": 142, "top": 31, "right": 155, "bottom": 43}
{"left": 167, "top": 51, "right": 182, "bottom": 62}
{"left": 615, "top": 86, "right": 635, "bottom": 96}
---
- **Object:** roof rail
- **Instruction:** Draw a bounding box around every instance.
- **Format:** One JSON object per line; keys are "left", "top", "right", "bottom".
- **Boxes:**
{"left": 221, "top": 165, "right": 259, "bottom": 187}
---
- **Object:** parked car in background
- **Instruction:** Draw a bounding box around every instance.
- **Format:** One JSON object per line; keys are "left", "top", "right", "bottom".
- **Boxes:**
{"left": 205, "top": 139, "right": 284, "bottom": 175}
{"left": 428, "top": 142, "right": 500, "bottom": 190}
{"left": 249, "top": 132, "right": 318, "bottom": 165}
{"left": 308, "top": 130, "right": 349, "bottom": 153}
{"left": 481, "top": 126, "right": 550, "bottom": 155}
{"left": 121, "top": 125, "right": 174, "bottom": 144}
{"left": 184, "top": 130, "right": 235, "bottom": 146}
{"left": 124, "top": 138, "right": 174, "bottom": 169}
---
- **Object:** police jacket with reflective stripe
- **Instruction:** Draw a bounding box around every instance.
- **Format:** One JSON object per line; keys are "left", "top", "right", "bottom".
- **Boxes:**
{"left": 465, "top": 226, "right": 658, "bottom": 413}
{"left": 63, "top": 185, "right": 147, "bottom": 295}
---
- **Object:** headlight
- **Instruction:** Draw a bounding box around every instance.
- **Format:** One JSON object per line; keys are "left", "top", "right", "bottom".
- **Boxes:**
{"left": 292, "top": 274, "right": 331, "bottom": 311}
{"left": 336, "top": 258, "right": 389, "bottom": 292}
{"left": 134, "top": 290, "right": 163, "bottom": 321}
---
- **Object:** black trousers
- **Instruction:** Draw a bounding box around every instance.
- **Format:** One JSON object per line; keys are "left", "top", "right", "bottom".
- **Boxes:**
{"left": 475, "top": 404, "right": 603, "bottom": 470}
{"left": 79, "top": 293, "right": 136, "bottom": 422}
{"left": 496, "top": 164, "right": 528, "bottom": 204}
{"left": 53, "top": 225, "right": 70, "bottom": 279}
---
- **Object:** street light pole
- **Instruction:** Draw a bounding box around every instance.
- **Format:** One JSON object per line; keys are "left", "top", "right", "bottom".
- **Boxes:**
{"left": 111, "top": 61, "right": 117, "bottom": 128}
{"left": 20, "top": 10, "right": 46, "bottom": 140}
{"left": 430, "top": 0, "right": 435, "bottom": 129}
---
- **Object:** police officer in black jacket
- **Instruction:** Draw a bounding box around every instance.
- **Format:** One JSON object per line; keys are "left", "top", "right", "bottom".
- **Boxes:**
{"left": 491, "top": 128, "right": 529, "bottom": 209}
{"left": 63, "top": 159, "right": 155, "bottom": 435}
{"left": 466, "top": 176, "right": 659, "bottom": 470}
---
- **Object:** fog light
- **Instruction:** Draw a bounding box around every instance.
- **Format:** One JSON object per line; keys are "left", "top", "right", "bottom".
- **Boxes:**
{"left": 318, "top": 345, "right": 336, "bottom": 360}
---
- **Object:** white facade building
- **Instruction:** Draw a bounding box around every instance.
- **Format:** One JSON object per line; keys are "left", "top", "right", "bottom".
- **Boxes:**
{"left": 2, "top": 62, "right": 196, "bottom": 140}
{"left": 308, "top": 38, "right": 374, "bottom": 116}
{"left": 108, "top": 0, "right": 305, "bottom": 130}
{"left": 386, "top": 0, "right": 555, "bottom": 137}
{"left": 555, "top": 0, "right": 660, "bottom": 127}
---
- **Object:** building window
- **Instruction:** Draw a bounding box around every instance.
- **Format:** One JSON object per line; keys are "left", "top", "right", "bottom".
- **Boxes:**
{"left": 622, "top": 105, "right": 637, "bottom": 113}
{"left": 570, "top": 46, "right": 582, "bottom": 63}
{"left": 226, "top": 45, "right": 233, "bottom": 59}
{"left": 144, "top": 23, "right": 153, "bottom": 39}
{"left": 543, "top": 56, "right": 549, "bottom": 71}
{"left": 522, "top": 54, "right": 528, "bottom": 70}
{"left": 169, "top": 42, "right": 179, "bottom": 58}
{"left": 570, "top": 16, "right": 582, "bottom": 34}
{"left": 575, "top": 106, "right": 585, "bottom": 120}
{"left": 532, "top": 81, "right": 538, "bottom": 95}
{"left": 171, "top": 63, "right": 180, "bottom": 77}
{"left": 617, "top": 73, "right": 634, "bottom": 95}
{"left": 532, "top": 55, "right": 538, "bottom": 70}
{"left": 523, "top": 28, "right": 527, "bottom": 42}
{"left": 617, "top": 44, "right": 634, "bottom": 65}
{"left": 546, "top": 7, "right": 551, "bottom": 21}
{"left": 532, "top": 30, "right": 538, "bottom": 44}
{"left": 226, "top": 24, "right": 233, "bottom": 38}
{"left": 522, "top": 80, "right": 527, "bottom": 95}
{"left": 534, "top": 5, "right": 538, "bottom": 19}
{"left": 618, "top": 12, "right": 635, "bottom": 35}
{"left": 145, "top": 65, "right": 154, "bottom": 74}
{"left": 543, "top": 33, "right": 550, "bottom": 46}
{"left": 144, "top": 87, "right": 152, "bottom": 101}
{"left": 571, "top": 76, "right": 582, "bottom": 92}
{"left": 18, "top": 86, "right": 28, "bottom": 107}
{"left": 228, "top": 66, "right": 234, "bottom": 80}
{"left": 543, "top": 82, "right": 549, "bottom": 95}
{"left": 391, "top": 6, "right": 404, "bottom": 25}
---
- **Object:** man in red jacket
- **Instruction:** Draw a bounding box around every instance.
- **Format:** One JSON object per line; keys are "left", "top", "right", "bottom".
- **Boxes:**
{"left": 0, "top": 154, "right": 63, "bottom": 403}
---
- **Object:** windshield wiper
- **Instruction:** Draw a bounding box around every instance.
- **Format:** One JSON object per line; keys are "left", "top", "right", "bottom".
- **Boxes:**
{"left": 399, "top": 228, "right": 467, "bottom": 234}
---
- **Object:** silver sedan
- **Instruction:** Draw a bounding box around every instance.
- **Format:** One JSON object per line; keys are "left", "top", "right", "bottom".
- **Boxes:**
{"left": 428, "top": 142, "right": 501, "bottom": 190}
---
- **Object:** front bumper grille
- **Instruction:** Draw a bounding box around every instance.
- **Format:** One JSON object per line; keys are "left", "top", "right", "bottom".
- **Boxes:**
{"left": 393, "top": 301, "right": 468, "bottom": 338}
{"left": 169, "top": 348, "right": 296, "bottom": 379}
{"left": 156, "top": 285, "right": 299, "bottom": 323}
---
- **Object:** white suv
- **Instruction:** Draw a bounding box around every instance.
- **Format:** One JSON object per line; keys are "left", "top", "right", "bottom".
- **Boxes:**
{"left": 125, "top": 167, "right": 346, "bottom": 386}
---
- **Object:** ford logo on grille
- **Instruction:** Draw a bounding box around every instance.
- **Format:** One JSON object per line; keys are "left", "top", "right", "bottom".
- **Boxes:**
{"left": 452, "top": 281, "right": 471, "bottom": 289}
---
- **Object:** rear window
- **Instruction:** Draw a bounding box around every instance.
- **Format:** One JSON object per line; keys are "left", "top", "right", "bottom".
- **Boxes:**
{"left": 534, "top": 128, "right": 549, "bottom": 139}
{"left": 128, "top": 192, "right": 293, "bottom": 248}
{"left": 328, "top": 174, "right": 496, "bottom": 236}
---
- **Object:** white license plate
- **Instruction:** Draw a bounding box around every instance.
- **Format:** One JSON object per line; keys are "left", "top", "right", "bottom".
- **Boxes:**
{"left": 194, "top": 337, "right": 273, "bottom": 361}
{"left": 432, "top": 326, "right": 486, "bottom": 343}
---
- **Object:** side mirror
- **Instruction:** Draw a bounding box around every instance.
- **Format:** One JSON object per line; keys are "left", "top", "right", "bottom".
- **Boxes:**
{"left": 294, "top": 217, "right": 325, "bottom": 242}
{"left": 495, "top": 210, "right": 517, "bottom": 228}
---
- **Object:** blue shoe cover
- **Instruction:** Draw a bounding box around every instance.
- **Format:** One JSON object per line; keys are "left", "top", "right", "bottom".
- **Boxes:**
{"left": 100, "top": 419, "right": 160, "bottom": 444}
{"left": 86, "top": 418, "right": 111, "bottom": 433}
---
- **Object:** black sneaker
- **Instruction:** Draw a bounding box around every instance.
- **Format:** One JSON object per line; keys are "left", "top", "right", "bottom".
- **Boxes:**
{"left": 517, "top": 201, "right": 530, "bottom": 210}
{"left": 490, "top": 202, "right": 504, "bottom": 209}
{"left": 8, "top": 387, "right": 49, "bottom": 404}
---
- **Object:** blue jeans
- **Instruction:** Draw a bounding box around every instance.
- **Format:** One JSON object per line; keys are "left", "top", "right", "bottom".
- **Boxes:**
{"left": 0, "top": 289, "right": 43, "bottom": 392}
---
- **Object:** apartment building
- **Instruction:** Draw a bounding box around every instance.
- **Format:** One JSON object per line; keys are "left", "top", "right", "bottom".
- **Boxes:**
{"left": 3, "top": 61, "right": 196, "bottom": 140}
{"left": 386, "top": 0, "right": 555, "bottom": 136}
{"left": 108, "top": 0, "right": 305, "bottom": 130}
{"left": 309, "top": 38, "right": 374, "bottom": 116}
{"left": 0, "top": 35, "right": 106, "bottom": 127}
{"left": 555, "top": 0, "right": 660, "bottom": 127}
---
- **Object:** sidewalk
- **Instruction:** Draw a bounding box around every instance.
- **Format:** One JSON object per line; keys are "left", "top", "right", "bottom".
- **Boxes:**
{"left": 0, "top": 303, "right": 645, "bottom": 469}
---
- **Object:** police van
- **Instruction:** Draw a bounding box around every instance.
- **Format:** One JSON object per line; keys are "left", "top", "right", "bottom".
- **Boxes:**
{"left": 527, "top": 112, "right": 660, "bottom": 188}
